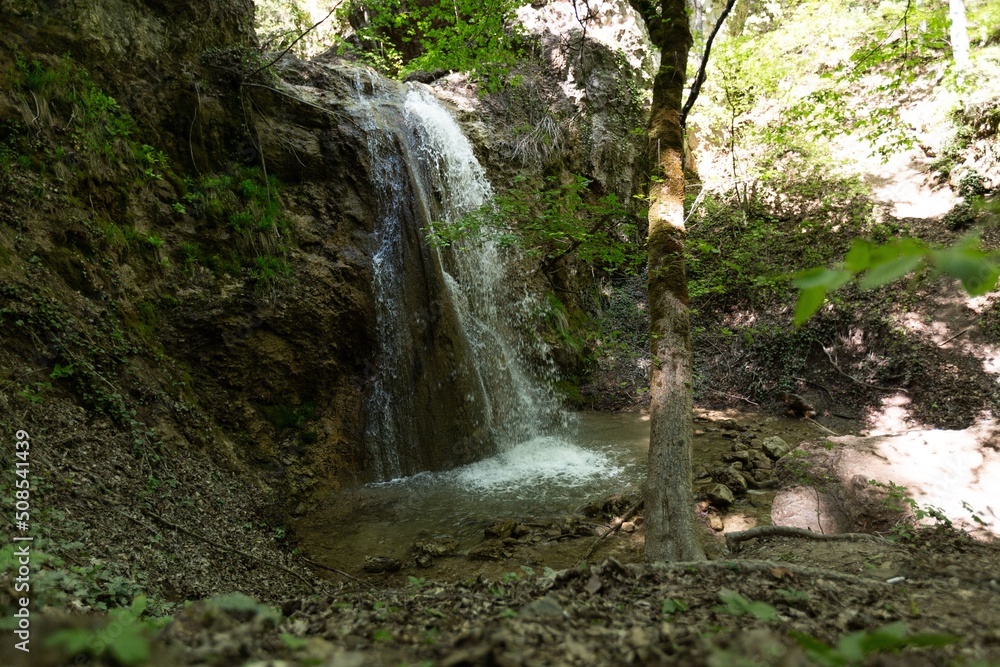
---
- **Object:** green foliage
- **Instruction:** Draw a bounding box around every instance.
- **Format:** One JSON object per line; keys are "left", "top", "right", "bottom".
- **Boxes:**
{"left": 715, "top": 589, "right": 778, "bottom": 621}
{"left": 335, "top": 0, "right": 525, "bottom": 88}
{"left": 792, "top": 235, "right": 1000, "bottom": 324}
{"left": 427, "top": 174, "right": 642, "bottom": 274}
{"left": 661, "top": 598, "right": 688, "bottom": 615}
{"left": 8, "top": 54, "right": 136, "bottom": 161}
{"left": 46, "top": 596, "right": 157, "bottom": 667}
{"left": 178, "top": 167, "right": 293, "bottom": 293}
{"left": 205, "top": 592, "right": 282, "bottom": 624}
{"left": 790, "top": 622, "right": 959, "bottom": 666}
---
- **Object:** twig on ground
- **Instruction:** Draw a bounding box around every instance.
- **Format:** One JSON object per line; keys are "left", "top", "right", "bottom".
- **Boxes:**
{"left": 805, "top": 417, "right": 839, "bottom": 436}
{"left": 581, "top": 498, "right": 644, "bottom": 563}
{"left": 298, "top": 555, "right": 377, "bottom": 590}
{"left": 940, "top": 325, "right": 974, "bottom": 346}
{"left": 822, "top": 346, "right": 908, "bottom": 394}
{"left": 123, "top": 510, "right": 316, "bottom": 589}
{"left": 705, "top": 389, "right": 759, "bottom": 406}
{"left": 793, "top": 376, "right": 833, "bottom": 396}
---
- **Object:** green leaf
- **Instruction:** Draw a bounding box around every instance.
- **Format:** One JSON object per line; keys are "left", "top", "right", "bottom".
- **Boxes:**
{"left": 108, "top": 631, "right": 150, "bottom": 666}
{"left": 46, "top": 628, "right": 93, "bottom": 655}
{"left": 746, "top": 600, "right": 779, "bottom": 621}
{"left": 931, "top": 243, "right": 1000, "bottom": 296}
{"left": 843, "top": 239, "right": 873, "bottom": 272}
{"left": 794, "top": 286, "right": 827, "bottom": 326}
{"left": 792, "top": 267, "right": 851, "bottom": 290}
{"left": 130, "top": 595, "right": 148, "bottom": 617}
{"left": 858, "top": 251, "right": 924, "bottom": 289}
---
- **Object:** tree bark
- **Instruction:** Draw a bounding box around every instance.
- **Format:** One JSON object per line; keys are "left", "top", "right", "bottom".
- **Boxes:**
{"left": 630, "top": 0, "right": 706, "bottom": 562}
{"left": 949, "top": 0, "right": 970, "bottom": 70}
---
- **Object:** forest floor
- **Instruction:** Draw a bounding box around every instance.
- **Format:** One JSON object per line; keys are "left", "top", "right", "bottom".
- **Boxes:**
{"left": 5, "top": 409, "right": 998, "bottom": 667}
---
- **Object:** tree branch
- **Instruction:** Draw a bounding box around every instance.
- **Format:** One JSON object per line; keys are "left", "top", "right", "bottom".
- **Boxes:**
{"left": 627, "top": 0, "right": 662, "bottom": 39}
{"left": 680, "top": 0, "right": 737, "bottom": 127}
{"left": 247, "top": 2, "right": 343, "bottom": 80}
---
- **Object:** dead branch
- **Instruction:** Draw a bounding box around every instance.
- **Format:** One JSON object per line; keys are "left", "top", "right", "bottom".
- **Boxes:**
{"left": 123, "top": 510, "right": 316, "bottom": 589}
{"left": 940, "top": 325, "right": 974, "bottom": 346}
{"left": 822, "top": 346, "right": 908, "bottom": 394}
{"left": 246, "top": 2, "right": 343, "bottom": 80}
{"left": 298, "top": 555, "right": 377, "bottom": 590}
{"left": 805, "top": 416, "right": 839, "bottom": 436}
{"left": 581, "top": 498, "right": 644, "bottom": 563}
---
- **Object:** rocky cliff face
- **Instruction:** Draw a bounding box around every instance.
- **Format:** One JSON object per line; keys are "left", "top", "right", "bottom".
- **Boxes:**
{"left": 0, "top": 0, "right": 390, "bottom": 604}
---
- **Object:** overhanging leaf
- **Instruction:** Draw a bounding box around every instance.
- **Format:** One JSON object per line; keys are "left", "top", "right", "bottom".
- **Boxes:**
{"left": 794, "top": 286, "right": 827, "bottom": 326}
{"left": 931, "top": 244, "right": 1000, "bottom": 296}
{"left": 792, "top": 268, "right": 852, "bottom": 291}
{"left": 858, "top": 252, "right": 924, "bottom": 290}
{"left": 844, "top": 239, "right": 873, "bottom": 272}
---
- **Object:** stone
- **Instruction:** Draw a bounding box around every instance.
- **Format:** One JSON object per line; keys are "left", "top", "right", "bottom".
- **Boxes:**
{"left": 746, "top": 450, "right": 771, "bottom": 470}
{"left": 362, "top": 556, "right": 402, "bottom": 573}
{"left": 412, "top": 539, "right": 459, "bottom": 558}
{"left": 706, "top": 484, "right": 735, "bottom": 508}
{"left": 710, "top": 466, "right": 748, "bottom": 496}
{"left": 620, "top": 521, "right": 636, "bottom": 533}
{"left": 708, "top": 514, "right": 724, "bottom": 531}
{"left": 485, "top": 519, "right": 518, "bottom": 539}
{"left": 723, "top": 450, "right": 750, "bottom": 465}
{"left": 761, "top": 436, "right": 792, "bottom": 460}
{"left": 469, "top": 538, "right": 516, "bottom": 560}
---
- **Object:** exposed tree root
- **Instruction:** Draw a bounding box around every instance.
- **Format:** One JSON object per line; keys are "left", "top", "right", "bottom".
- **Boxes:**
{"left": 725, "top": 525, "right": 890, "bottom": 552}
{"left": 645, "top": 558, "right": 892, "bottom": 587}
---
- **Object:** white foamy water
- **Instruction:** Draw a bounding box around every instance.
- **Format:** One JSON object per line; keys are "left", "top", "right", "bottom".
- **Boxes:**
{"left": 450, "top": 436, "right": 623, "bottom": 493}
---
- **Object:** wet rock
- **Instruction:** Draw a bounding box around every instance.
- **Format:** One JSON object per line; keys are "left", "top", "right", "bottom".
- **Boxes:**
{"left": 723, "top": 450, "right": 750, "bottom": 465}
{"left": 362, "top": 556, "right": 402, "bottom": 573}
{"left": 748, "top": 469, "right": 778, "bottom": 489}
{"left": 710, "top": 466, "right": 748, "bottom": 496}
{"left": 469, "top": 538, "right": 516, "bottom": 560}
{"left": 560, "top": 517, "right": 596, "bottom": 537}
{"left": 485, "top": 519, "right": 518, "bottom": 539}
{"left": 706, "top": 484, "right": 735, "bottom": 509}
{"left": 413, "top": 538, "right": 459, "bottom": 558}
{"left": 761, "top": 436, "right": 793, "bottom": 460}
{"left": 748, "top": 450, "right": 773, "bottom": 471}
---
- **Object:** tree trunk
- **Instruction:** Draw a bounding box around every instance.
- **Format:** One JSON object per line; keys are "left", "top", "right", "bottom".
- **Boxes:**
{"left": 949, "top": 0, "right": 970, "bottom": 70}
{"left": 630, "top": 0, "right": 706, "bottom": 562}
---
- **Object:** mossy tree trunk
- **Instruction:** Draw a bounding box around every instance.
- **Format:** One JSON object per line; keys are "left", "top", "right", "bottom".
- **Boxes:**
{"left": 629, "top": 0, "right": 706, "bottom": 562}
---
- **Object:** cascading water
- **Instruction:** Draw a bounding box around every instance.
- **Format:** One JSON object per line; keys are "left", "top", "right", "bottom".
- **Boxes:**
{"left": 356, "top": 80, "right": 563, "bottom": 481}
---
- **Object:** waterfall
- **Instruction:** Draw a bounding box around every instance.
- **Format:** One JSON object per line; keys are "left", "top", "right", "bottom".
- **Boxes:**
{"left": 355, "top": 80, "right": 563, "bottom": 481}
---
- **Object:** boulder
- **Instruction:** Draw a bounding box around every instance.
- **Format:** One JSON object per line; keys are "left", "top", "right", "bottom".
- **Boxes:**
{"left": 705, "top": 484, "right": 735, "bottom": 509}
{"left": 761, "top": 436, "right": 793, "bottom": 460}
{"left": 710, "top": 466, "right": 748, "bottom": 496}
